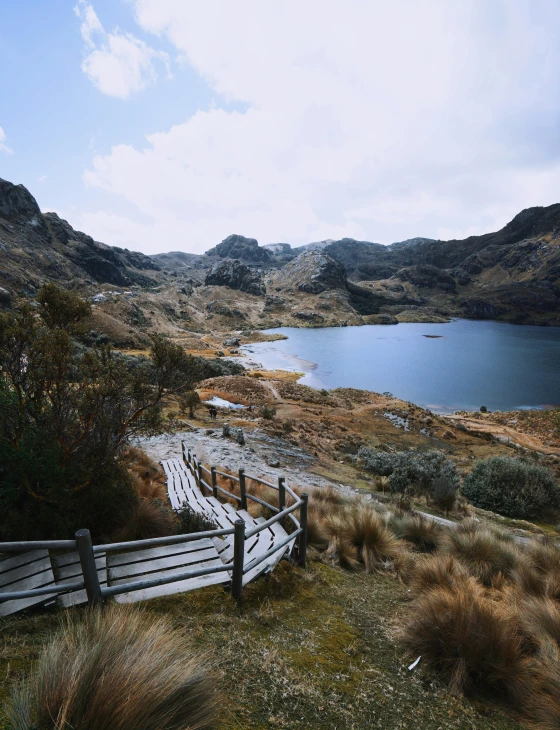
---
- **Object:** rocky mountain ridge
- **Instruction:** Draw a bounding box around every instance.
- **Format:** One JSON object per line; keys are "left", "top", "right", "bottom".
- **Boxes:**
{"left": 1, "top": 176, "right": 558, "bottom": 343}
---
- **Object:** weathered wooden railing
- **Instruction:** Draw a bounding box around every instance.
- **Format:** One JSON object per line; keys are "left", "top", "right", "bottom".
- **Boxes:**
{"left": 182, "top": 443, "right": 308, "bottom": 599}
{"left": 0, "top": 446, "right": 308, "bottom": 612}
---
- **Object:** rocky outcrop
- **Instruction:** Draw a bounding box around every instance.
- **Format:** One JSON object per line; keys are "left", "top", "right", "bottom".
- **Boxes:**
{"left": 0, "top": 178, "right": 161, "bottom": 294}
{"left": 205, "top": 259, "right": 265, "bottom": 296}
{"left": 205, "top": 234, "right": 273, "bottom": 264}
{"left": 395, "top": 264, "right": 457, "bottom": 291}
{"left": 278, "top": 251, "right": 347, "bottom": 294}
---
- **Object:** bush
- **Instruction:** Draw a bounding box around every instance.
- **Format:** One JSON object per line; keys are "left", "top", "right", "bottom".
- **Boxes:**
{"left": 175, "top": 504, "right": 218, "bottom": 534}
{"left": 6, "top": 605, "right": 217, "bottom": 730}
{"left": 480, "top": 405, "right": 488, "bottom": 413}
{"left": 462, "top": 456, "right": 560, "bottom": 520}
{"left": 259, "top": 404, "right": 276, "bottom": 420}
{"left": 358, "top": 447, "right": 460, "bottom": 505}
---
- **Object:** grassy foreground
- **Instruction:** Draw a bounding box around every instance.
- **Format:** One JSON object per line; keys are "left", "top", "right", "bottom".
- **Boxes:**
{"left": 0, "top": 558, "right": 522, "bottom": 730}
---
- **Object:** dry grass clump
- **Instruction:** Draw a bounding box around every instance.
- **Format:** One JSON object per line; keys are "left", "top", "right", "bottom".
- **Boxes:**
{"left": 325, "top": 503, "right": 404, "bottom": 573}
{"left": 122, "top": 446, "right": 167, "bottom": 501}
{"left": 6, "top": 605, "right": 217, "bottom": 730}
{"left": 402, "top": 583, "right": 526, "bottom": 697}
{"left": 410, "top": 554, "right": 472, "bottom": 594}
{"left": 441, "top": 528, "right": 522, "bottom": 586}
{"left": 114, "top": 499, "right": 175, "bottom": 541}
{"left": 388, "top": 511, "right": 444, "bottom": 553}
{"left": 518, "top": 641, "right": 560, "bottom": 729}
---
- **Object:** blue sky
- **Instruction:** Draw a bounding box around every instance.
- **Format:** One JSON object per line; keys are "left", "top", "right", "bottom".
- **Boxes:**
{"left": 1, "top": 1, "right": 560, "bottom": 254}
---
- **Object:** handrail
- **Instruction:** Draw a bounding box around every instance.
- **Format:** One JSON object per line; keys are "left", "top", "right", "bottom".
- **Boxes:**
{"left": 243, "top": 529, "right": 302, "bottom": 573}
{"left": 213, "top": 469, "right": 240, "bottom": 482}
{"left": 0, "top": 540, "right": 77, "bottom": 552}
{"left": 0, "top": 581, "right": 84, "bottom": 602}
{"left": 245, "top": 500, "right": 303, "bottom": 538}
{"left": 101, "top": 562, "right": 231, "bottom": 598}
{"left": 94, "top": 527, "right": 235, "bottom": 554}
{"left": 199, "top": 463, "right": 212, "bottom": 476}
{"left": 245, "top": 493, "right": 280, "bottom": 513}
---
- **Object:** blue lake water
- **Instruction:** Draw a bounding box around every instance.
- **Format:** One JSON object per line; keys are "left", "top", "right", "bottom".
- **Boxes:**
{"left": 242, "top": 320, "right": 560, "bottom": 413}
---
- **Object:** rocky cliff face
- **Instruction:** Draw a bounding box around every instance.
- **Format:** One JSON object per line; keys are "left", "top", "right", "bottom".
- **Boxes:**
{"left": 205, "top": 234, "right": 273, "bottom": 264}
{"left": 276, "top": 250, "right": 347, "bottom": 293}
{"left": 0, "top": 178, "right": 161, "bottom": 294}
{"left": 205, "top": 259, "right": 265, "bottom": 296}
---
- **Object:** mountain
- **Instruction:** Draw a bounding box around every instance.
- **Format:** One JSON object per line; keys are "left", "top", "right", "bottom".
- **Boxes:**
{"left": 0, "top": 178, "right": 162, "bottom": 296}
{"left": 1, "top": 175, "right": 558, "bottom": 334}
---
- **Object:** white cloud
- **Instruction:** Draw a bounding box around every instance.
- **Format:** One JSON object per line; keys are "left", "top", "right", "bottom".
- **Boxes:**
{"left": 74, "top": 0, "right": 170, "bottom": 99}
{"left": 78, "top": 0, "right": 560, "bottom": 253}
{"left": 0, "top": 127, "right": 12, "bottom": 154}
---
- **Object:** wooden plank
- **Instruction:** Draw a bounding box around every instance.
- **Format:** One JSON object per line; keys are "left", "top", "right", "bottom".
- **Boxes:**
{"left": 107, "top": 538, "right": 213, "bottom": 568}
{"left": 0, "top": 550, "right": 56, "bottom": 616}
{"left": 113, "top": 565, "right": 228, "bottom": 603}
{"left": 52, "top": 551, "right": 107, "bottom": 609}
{"left": 108, "top": 547, "right": 219, "bottom": 580}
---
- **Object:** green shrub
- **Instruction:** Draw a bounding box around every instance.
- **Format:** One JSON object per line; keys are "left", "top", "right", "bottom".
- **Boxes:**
{"left": 175, "top": 504, "right": 218, "bottom": 534}
{"left": 462, "top": 456, "right": 560, "bottom": 520}
{"left": 480, "top": 405, "right": 488, "bottom": 413}
{"left": 358, "top": 447, "right": 459, "bottom": 506}
{"left": 259, "top": 404, "right": 276, "bottom": 420}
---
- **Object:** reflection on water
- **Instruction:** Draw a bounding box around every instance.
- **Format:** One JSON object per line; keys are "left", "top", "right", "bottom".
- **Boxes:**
{"left": 242, "top": 320, "right": 560, "bottom": 413}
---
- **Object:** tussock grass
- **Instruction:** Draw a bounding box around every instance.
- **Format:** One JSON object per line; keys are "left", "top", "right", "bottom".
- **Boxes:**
{"left": 114, "top": 498, "right": 175, "bottom": 541}
{"left": 402, "top": 583, "right": 526, "bottom": 697}
{"left": 5, "top": 605, "right": 216, "bottom": 730}
{"left": 411, "top": 554, "right": 472, "bottom": 594}
{"left": 441, "top": 528, "right": 522, "bottom": 586}
{"left": 388, "top": 511, "right": 444, "bottom": 552}
{"left": 325, "top": 503, "right": 403, "bottom": 573}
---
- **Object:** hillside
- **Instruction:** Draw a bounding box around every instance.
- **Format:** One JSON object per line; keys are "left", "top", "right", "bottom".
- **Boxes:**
{"left": 0, "top": 176, "right": 559, "bottom": 342}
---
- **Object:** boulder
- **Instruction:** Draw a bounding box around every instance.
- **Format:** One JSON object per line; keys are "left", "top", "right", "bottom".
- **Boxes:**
{"left": 205, "top": 259, "right": 265, "bottom": 296}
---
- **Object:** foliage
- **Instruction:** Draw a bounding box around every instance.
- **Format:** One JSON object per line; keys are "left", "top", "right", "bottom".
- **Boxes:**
{"left": 174, "top": 504, "right": 218, "bottom": 534}
{"left": 259, "top": 403, "right": 276, "bottom": 420}
{"left": 179, "top": 389, "right": 201, "bottom": 418}
{"left": 358, "top": 447, "right": 460, "bottom": 506}
{"left": 5, "top": 605, "right": 217, "bottom": 730}
{"left": 388, "top": 511, "right": 443, "bottom": 552}
{"left": 441, "top": 527, "right": 522, "bottom": 586}
{"left": 480, "top": 405, "right": 488, "bottom": 413}
{"left": 0, "top": 286, "right": 205, "bottom": 540}
{"left": 462, "top": 456, "right": 560, "bottom": 520}
{"left": 115, "top": 499, "right": 175, "bottom": 541}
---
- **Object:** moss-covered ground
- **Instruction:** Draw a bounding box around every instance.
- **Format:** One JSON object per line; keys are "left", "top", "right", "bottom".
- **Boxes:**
{"left": 0, "top": 557, "right": 524, "bottom": 729}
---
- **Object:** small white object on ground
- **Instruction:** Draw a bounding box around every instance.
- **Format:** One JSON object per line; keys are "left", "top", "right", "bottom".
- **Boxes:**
{"left": 408, "top": 656, "right": 421, "bottom": 671}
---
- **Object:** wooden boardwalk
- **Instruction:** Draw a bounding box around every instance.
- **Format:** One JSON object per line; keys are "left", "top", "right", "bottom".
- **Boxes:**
{"left": 0, "top": 448, "right": 304, "bottom": 614}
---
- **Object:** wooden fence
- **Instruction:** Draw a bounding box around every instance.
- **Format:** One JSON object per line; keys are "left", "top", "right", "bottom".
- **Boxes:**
{"left": 0, "top": 446, "right": 308, "bottom": 614}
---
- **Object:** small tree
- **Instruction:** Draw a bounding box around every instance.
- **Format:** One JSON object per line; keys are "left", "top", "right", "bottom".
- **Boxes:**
{"left": 0, "top": 286, "right": 205, "bottom": 540}
{"left": 179, "top": 390, "right": 201, "bottom": 418}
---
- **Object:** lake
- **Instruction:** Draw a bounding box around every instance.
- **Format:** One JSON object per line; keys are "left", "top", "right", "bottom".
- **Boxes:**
{"left": 242, "top": 319, "right": 560, "bottom": 413}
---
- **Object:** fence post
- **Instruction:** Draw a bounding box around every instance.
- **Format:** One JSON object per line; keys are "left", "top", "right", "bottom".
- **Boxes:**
{"left": 232, "top": 519, "right": 245, "bottom": 601}
{"left": 75, "top": 529, "right": 102, "bottom": 607}
{"left": 297, "top": 494, "right": 308, "bottom": 568}
{"left": 211, "top": 467, "right": 218, "bottom": 499}
{"left": 181, "top": 441, "right": 187, "bottom": 466}
{"left": 278, "top": 476, "right": 286, "bottom": 528}
{"left": 238, "top": 468, "right": 248, "bottom": 510}
{"left": 197, "top": 462, "right": 203, "bottom": 490}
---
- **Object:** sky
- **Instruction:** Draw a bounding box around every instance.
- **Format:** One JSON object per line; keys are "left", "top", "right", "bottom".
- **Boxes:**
{"left": 1, "top": 1, "right": 560, "bottom": 255}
